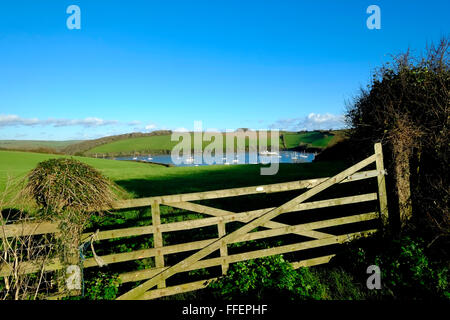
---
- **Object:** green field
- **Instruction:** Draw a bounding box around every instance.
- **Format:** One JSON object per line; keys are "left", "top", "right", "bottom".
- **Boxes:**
{"left": 85, "top": 132, "right": 281, "bottom": 156}
{"left": 0, "top": 130, "right": 345, "bottom": 158}
{"left": 87, "top": 135, "right": 182, "bottom": 155}
{"left": 0, "top": 150, "right": 346, "bottom": 200}
{"left": 283, "top": 131, "right": 339, "bottom": 149}
{"left": 0, "top": 140, "right": 81, "bottom": 151}
{"left": 85, "top": 130, "right": 345, "bottom": 156}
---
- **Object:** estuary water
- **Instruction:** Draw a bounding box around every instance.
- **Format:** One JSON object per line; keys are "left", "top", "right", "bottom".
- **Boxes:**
{"left": 114, "top": 151, "right": 315, "bottom": 167}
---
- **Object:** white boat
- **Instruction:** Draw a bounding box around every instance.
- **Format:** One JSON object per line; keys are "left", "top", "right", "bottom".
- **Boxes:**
{"left": 291, "top": 152, "right": 298, "bottom": 160}
{"left": 184, "top": 156, "right": 194, "bottom": 163}
{"left": 259, "top": 150, "right": 278, "bottom": 156}
{"left": 147, "top": 154, "right": 153, "bottom": 160}
{"left": 299, "top": 152, "right": 308, "bottom": 158}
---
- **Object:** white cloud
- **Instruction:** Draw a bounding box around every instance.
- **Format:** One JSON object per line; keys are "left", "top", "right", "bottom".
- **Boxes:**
{"left": 145, "top": 124, "right": 157, "bottom": 130}
{"left": 269, "top": 113, "right": 345, "bottom": 131}
{"left": 0, "top": 114, "right": 118, "bottom": 128}
{"left": 128, "top": 120, "right": 142, "bottom": 126}
{"left": 0, "top": 114, "right": 39, "bottom": 126}
{"left": 173, "top": 127, "right": 189, "bottom": 132}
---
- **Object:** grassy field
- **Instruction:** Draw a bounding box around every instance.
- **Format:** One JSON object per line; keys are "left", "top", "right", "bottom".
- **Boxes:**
{"left": 0, "top": 130, "right": 346, "bottom": 158}
{"left": 0, "top": 140, "right": 81, "bottom": 151}
{"left": 85, "top": 132, "right": 281, "bottom": 156}
{"left": 283, "top": 131, "right": 343, "bottom": 149}
{"left": 85, "top": 130, "right": 346, "bottom": 156}
{"left": 0, "top": 150, "right": 347, "bottom": 199}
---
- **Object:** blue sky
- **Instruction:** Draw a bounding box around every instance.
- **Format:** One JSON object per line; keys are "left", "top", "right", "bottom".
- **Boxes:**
{"left": 0, "top": 0, "right": 448, "bottom": 140}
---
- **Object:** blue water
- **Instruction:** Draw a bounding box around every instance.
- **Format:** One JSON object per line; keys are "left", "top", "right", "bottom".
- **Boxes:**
{"left": 114, "top": 151, "right": 315, "bottom": 167}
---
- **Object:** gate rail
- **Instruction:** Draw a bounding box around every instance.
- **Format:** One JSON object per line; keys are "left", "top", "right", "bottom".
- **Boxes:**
{"left": 0, "top": 143, "right": 388, "bottom": 300}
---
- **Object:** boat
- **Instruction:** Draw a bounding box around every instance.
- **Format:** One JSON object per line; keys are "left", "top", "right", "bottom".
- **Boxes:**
{"left": 147, "top": 154, "right": 153, "bottom": 161}
{"left": 184, "top": 156, "right": 194, "bottom": 164}
{"left": 291, "top": 152, "right": 298, "bottom": 160}
{"left": 299, "top": 152, "right": 308, "bottom": 159}
{"left": 259, "top": 150, "right": 278, "bottom": 156}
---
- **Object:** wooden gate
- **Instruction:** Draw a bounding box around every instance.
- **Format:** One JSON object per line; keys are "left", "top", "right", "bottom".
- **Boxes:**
{"left": 0, "top": 143, "right": 388, "bottom": 300}
{"left": 116, "top": 143, "right": 388, "bottom": 299}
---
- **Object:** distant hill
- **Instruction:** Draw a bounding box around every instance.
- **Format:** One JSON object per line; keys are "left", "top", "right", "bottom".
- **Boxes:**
{"left": 0, "top": 129, "right": 347, "bottom": 158}
{"left": 282, "top": 130, "right": 346, "bottom": 151}
{"left": 0, "top": 140, "right": 81, "bottom": 154}
{"left": 62, "top": 130, "right": 172, "bottom": 155}
{"left": 67, "top": 129, "right": 347, "bottom": 157}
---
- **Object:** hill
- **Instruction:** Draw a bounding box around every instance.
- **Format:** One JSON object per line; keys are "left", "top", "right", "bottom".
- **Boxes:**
{"left": 0, "top": 140, "right": 81, "bottom": 153}
{"left": 69, "top": 129, "right": 347, "bottom": 157}
{"left": 62, "top": 130, "right": 172, "bottom": 155}
{"left": 282, "top": 130, "right": 346, "bottom": 151}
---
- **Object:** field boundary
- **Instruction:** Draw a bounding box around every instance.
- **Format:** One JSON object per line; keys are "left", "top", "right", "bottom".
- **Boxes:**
{"left": 0, "top": 143, "right": 388, "bottom": 300}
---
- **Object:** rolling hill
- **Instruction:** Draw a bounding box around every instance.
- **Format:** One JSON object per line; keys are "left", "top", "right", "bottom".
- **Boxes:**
{"left": 0, "top": 130, "right": 347, "bottom": 158}
{"left": 67, "top": 130, "right": 347, "bottom": 157}
{"left": 0, "top": 140, "right": 81, "bottom": 152}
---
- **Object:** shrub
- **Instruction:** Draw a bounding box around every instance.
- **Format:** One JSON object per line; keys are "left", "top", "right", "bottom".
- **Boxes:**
{"left": 207, "top": 255, "right": 328, "bottom": 300}
{"left": 345, "top": 37, "right": 449, "bottom": 236}
{"left": 20, "top": 158, "right": 120, "bottom": 296}
{"left": 83, "top": 271, "right": 121, "bottom": 300}
{"left": 23, "top": 158, "right": 118, "bottom": 216}
{"left": 374, "top": 236, "right": 449, "bottom": 299}
{"left": 340, "top": 235, "right": 449, "bottom": 300}
{"left": 314, "top": 267, "right": 366, "bottom": 300}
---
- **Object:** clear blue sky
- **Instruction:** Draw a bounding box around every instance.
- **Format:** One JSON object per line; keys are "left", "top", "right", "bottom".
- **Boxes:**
{"left": 0, "top": 0, "right": 448, "bottom": 140}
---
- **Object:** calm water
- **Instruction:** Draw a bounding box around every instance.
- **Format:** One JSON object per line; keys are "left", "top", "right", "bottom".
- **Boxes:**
{"left": 114, "top": 151, "right": 315, "bottom": 167}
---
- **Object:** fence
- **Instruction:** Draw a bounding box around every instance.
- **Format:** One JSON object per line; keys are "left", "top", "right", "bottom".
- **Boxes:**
{"left": 0, "top": 143, "right": 388, "bottom": 300}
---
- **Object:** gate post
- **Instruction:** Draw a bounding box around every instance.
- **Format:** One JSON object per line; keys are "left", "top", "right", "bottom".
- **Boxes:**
{"left": 151, "top": 201, "right": 166, "bottom": 288}
{"left": 217, "top": 221, "right": 229, "bottom": 274}
{"left": 374, "top": 143, "right": 389, "bottom": 227}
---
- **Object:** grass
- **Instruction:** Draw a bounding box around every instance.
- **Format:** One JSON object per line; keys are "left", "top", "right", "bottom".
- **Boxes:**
{"left": 0, "top": 140, "right": 81, "bottom": 151}
{"left": 85, "top": 132, "right": 282, "bottom": 156}
{"left": 283, "top": 131, "right": 338, "bottom": 149}
{"left": 83, "top": 130, "right": 345, "bottom": 156}
{"left": 87, "top": 135, "right": 182, "bottom": 155}
{"left": 0, "top": 150, "right": 347, "bottom": 199}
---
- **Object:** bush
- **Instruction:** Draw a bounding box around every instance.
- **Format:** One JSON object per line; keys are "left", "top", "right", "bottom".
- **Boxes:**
{"left": 314, "top": 267, "right": 366, "bottom": 300}
{"left": 345, "top": 37, "right": 449, "bottom": 237}
{"left": 83, "top": 271, "right": 121, "bottom": 300}
{"left": 374, "top": 236, "right": 449, "bottom": 299}
{"left": 206, "top": 255, "right": 328, "bottom": 300}
{"left": 340, "top": 235, "right": 449, "bottom": 300}
{"left": 24, "top": 158, "right": 118, "bottom": 216}
{"left": 64, "top": 271, "right": 121, "bottom": 300}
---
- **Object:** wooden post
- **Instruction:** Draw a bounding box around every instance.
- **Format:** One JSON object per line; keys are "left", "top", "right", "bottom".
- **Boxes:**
{"left": 151, "top": 201, "right": 166, "bottom": 288}
{"left": 217, "top": 221, "right": 229, "bottom": 275}
{"left": 56, "top": 228, "right": 81, "bottom": 297}
{"left": 374, "top": 143, "right": 389, "bottom": 227}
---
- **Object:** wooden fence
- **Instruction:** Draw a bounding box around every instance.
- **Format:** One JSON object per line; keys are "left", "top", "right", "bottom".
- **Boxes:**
{"left": 0, "top": 143, "right": 388, "bottom": 300}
